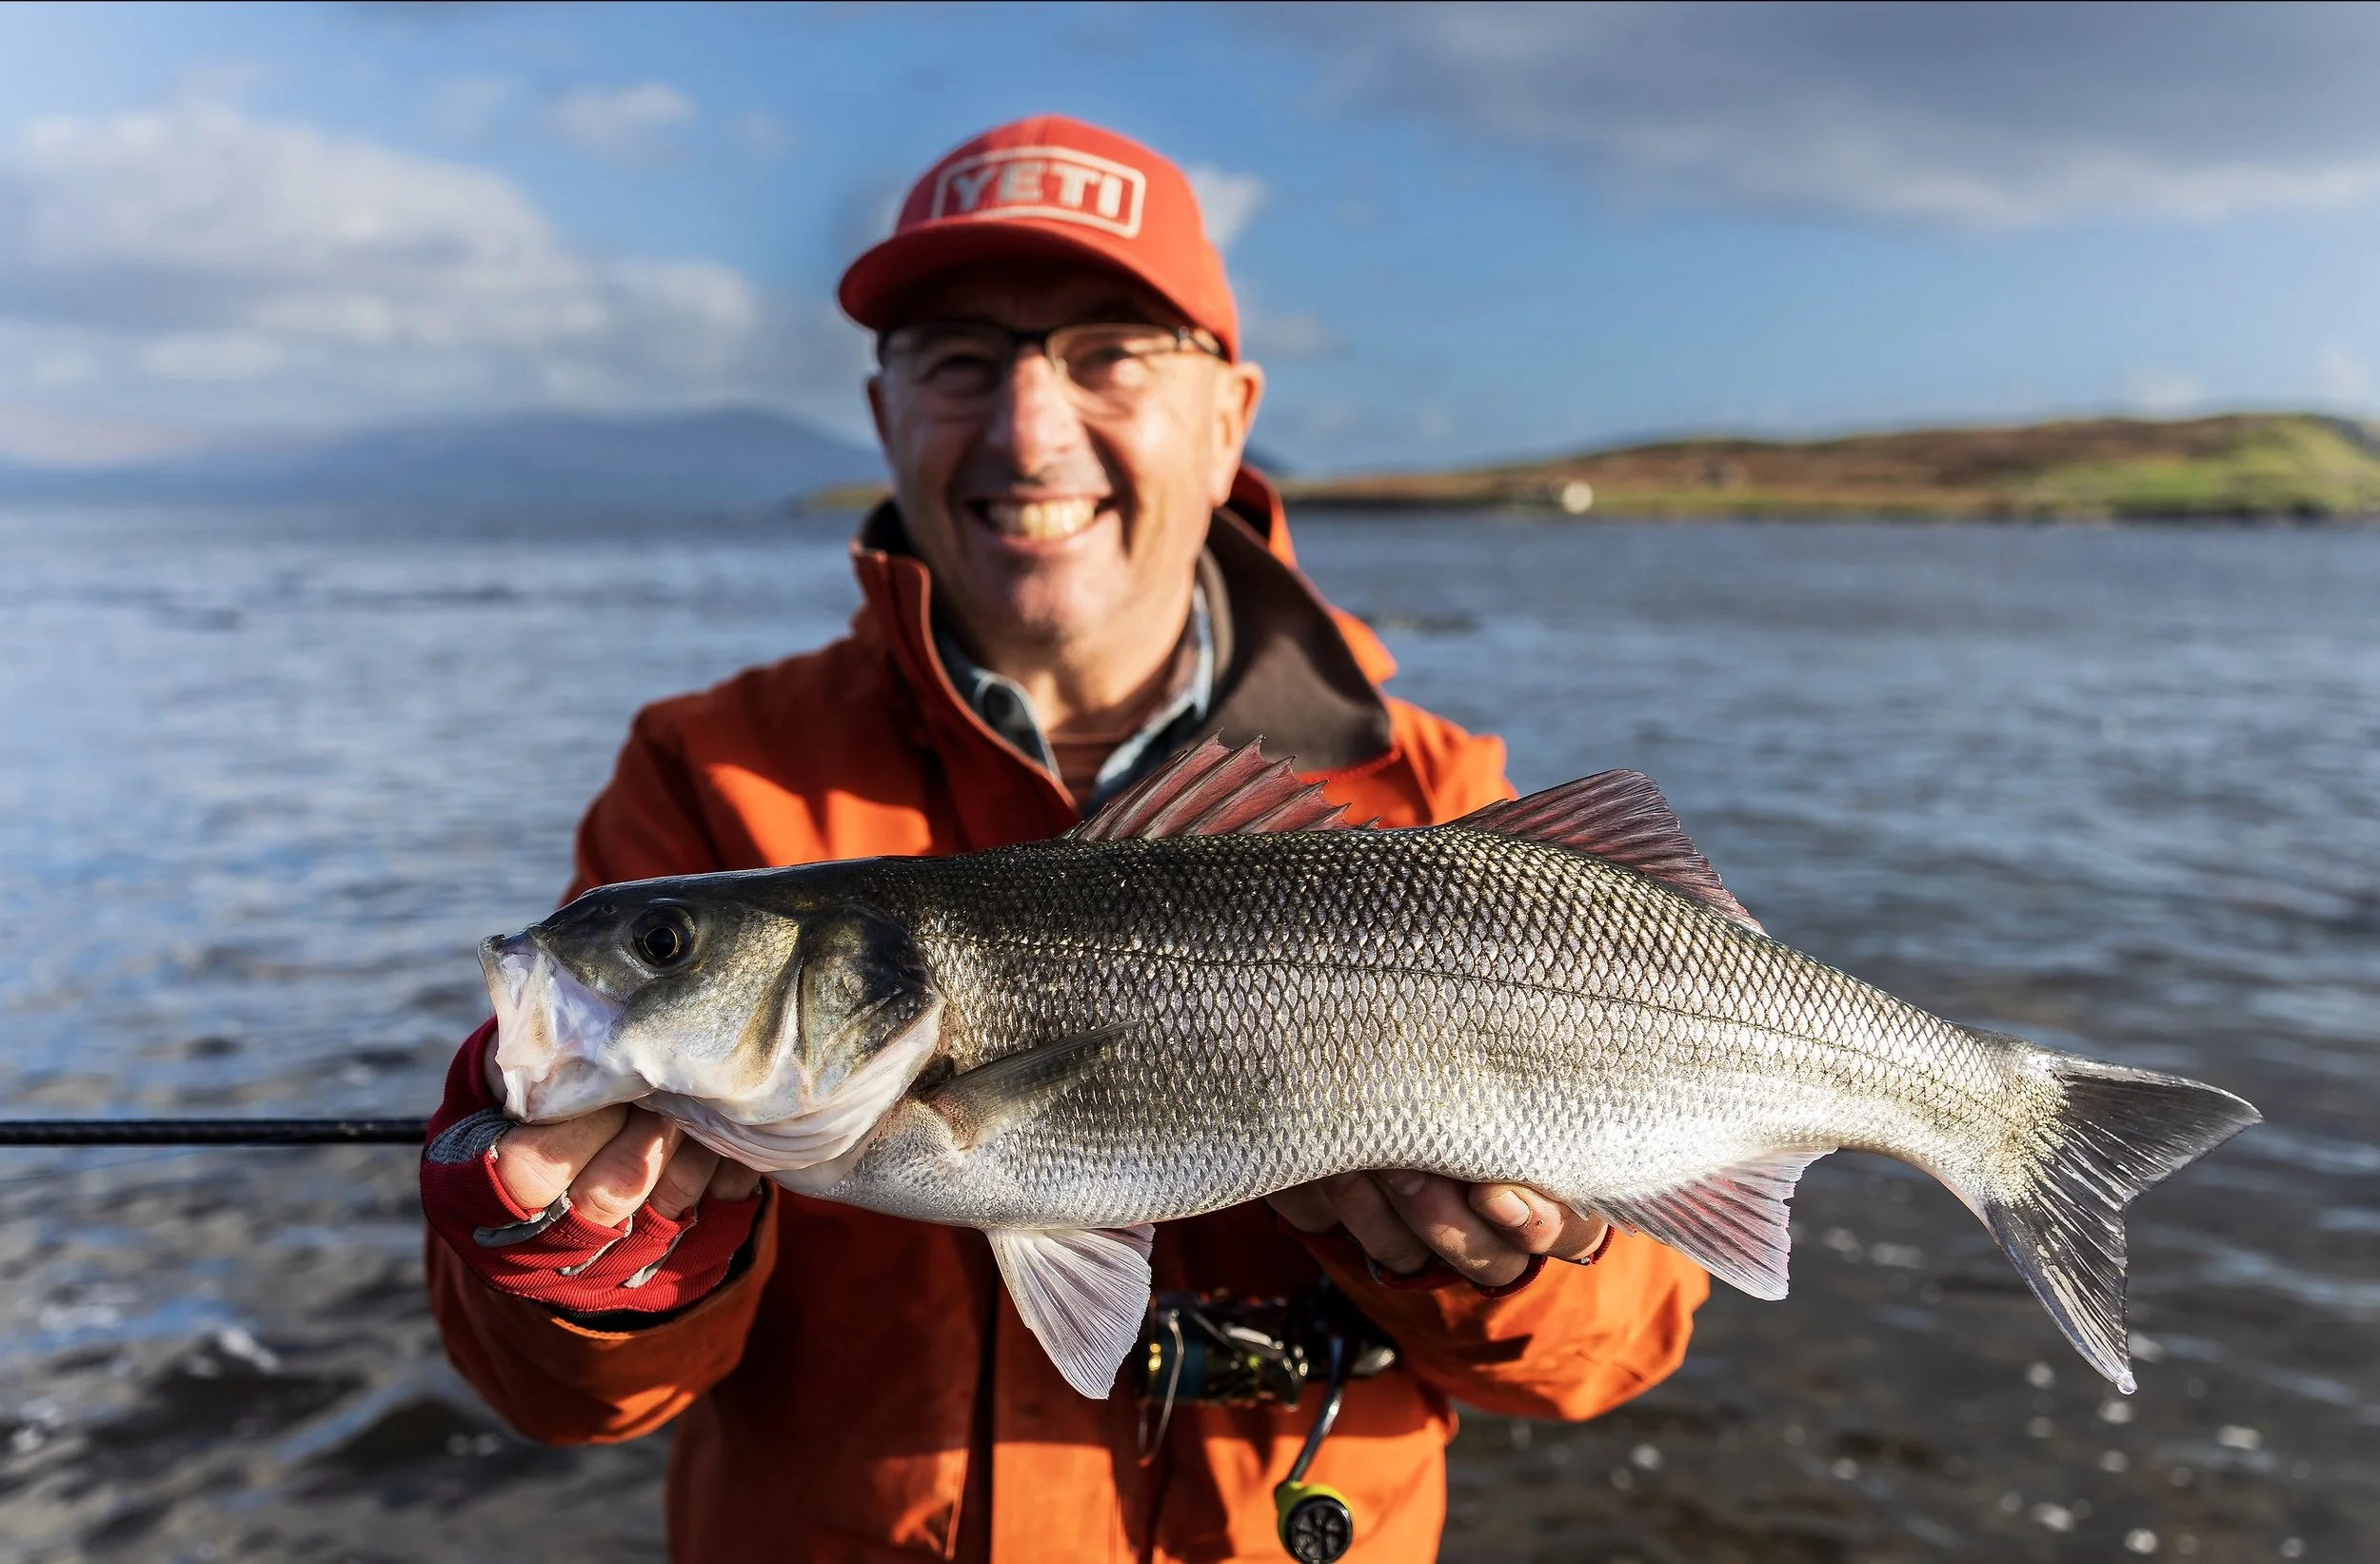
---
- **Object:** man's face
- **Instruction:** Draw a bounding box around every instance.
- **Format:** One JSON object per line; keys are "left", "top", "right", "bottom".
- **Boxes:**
{"left": 866, "top": 262, "right": 1264, "bottom": 659}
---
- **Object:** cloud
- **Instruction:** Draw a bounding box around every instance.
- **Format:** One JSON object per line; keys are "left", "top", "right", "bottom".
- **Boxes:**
{"left": 0, "top": 100, "right": 867, "bottom": 433}
{"left": 1243, "top": 2, "right": 2380, "bottom": 227}
{"left": 0, "top": 405, "right": 209, "bottom": 467}
{"left": 542, "top": 81, "right": 698, "bottom": 165}
{"left": 1186, "top": 165, "right": 1269, "bottom": 249}
{"left": 427, "top": 75, "right": 516, "bottom": 142}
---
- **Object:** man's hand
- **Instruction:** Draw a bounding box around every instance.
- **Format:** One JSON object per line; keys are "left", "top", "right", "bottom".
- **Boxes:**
{"left": 1268, "top": 1172, "right": 1610, "bottom": 1289}
{"left": 419, "top": 1020, "right": 767, "bottom": 1317}
{"left": 492, "top": 1104, "right": 764, "bottom": 1229}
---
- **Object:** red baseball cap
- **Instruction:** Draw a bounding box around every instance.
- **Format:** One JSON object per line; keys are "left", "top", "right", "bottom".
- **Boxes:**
{"left": 838, "top": 115, "right": 1240, "bottom": 361}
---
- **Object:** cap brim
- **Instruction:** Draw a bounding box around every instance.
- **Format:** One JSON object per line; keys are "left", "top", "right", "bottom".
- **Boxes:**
{"left": 838, "top": 222, "right": 1232, "bottom": 359}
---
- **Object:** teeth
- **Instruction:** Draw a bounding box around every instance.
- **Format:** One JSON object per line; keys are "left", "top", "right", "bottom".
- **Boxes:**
{"left": 983, "top": 497, "right": 1099, "bottom": 541}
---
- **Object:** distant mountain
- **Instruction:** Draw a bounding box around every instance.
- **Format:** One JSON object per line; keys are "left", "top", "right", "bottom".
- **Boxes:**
{"left": 1277, "top": 413, "right": 2380, "bottom": 521}
{"left": 0, "top": 407, "right": 884, "bottom": 507}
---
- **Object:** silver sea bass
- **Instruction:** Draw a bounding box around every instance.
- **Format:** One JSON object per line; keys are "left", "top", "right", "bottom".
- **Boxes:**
{"left": 481, "top": 740, "right": 2258, "bottom": 1399}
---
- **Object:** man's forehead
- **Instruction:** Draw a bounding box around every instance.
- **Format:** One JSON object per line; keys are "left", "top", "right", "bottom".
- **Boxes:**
{"left": 888, "top": 261, "right": 1184, "bottom": 330}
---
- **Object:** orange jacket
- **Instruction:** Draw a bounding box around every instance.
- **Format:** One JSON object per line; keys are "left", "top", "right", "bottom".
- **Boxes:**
{"left": 426, "top": 472, "right": 1708, "bottom": 1563}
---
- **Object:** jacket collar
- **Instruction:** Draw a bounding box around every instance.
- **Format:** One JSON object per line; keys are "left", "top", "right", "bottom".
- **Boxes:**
{"left": 846, "top": 466, "right": 1397, "bottom": 845}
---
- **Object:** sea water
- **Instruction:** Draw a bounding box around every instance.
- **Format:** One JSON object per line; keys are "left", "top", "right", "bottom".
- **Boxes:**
{"left": 0, "top": 506, "right": 2372, "bottom": 1560}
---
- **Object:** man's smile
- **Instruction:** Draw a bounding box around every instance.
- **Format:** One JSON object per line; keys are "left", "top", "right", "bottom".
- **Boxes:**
{"left": 966, "top": 494, "right": 1112, "bottom": 544}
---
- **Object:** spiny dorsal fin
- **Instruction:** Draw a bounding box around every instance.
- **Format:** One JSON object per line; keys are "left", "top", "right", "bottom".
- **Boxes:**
{"left": 1070, "top": 738, "right": 1351, "bottom": 841}
{"left": 1458, "top": 771, "right": 1762, "bottom": 932}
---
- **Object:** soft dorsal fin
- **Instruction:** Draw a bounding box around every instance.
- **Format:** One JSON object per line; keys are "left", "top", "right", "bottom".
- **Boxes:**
{"left": 1071, "top": 738, "right": 1351, "bottom": 841}
{"left": 1458, "top": 771, "right": 1763, "bottom": 932}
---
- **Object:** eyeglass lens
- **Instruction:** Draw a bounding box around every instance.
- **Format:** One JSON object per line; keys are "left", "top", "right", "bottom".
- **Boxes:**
{"left": 887, "top": 324, "right": 1202, "bottom": 410}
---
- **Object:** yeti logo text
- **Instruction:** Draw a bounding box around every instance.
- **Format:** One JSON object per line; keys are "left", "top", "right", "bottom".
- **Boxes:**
{"left": 931, "top": 148, "right": 1146, "bottom": 238}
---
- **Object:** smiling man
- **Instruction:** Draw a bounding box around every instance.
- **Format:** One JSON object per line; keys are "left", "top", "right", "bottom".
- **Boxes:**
{"left": 420, "top": 117, "right": 1706, "bottom": 1563}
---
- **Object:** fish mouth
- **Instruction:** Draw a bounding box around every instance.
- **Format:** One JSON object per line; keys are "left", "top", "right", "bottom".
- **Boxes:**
{"left": 480, "top": 933, "right": 638, "bottom": 1122}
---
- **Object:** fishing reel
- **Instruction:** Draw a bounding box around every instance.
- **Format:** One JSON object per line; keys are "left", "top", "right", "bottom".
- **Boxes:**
{"left": 1133, "top": 1283, "right": 1397, "bottom": 1564}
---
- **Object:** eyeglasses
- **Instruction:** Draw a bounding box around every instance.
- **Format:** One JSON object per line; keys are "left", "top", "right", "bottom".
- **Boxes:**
{"left": 879, "top": 321, "right": 1224, "bottom": 416}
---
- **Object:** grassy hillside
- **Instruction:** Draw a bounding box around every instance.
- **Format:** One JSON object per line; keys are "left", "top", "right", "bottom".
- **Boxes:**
{"left": 1277, "top": 413, "right": 2380, "bottom": 520}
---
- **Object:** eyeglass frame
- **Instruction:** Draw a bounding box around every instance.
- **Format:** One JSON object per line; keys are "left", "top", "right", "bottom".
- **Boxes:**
{"left": 873, "top": 319, "right": 1227, "bottom": 413}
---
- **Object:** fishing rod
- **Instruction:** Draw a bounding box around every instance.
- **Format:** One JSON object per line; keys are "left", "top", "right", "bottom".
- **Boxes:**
{"left": 0, "top": 1119, "right": 428, "bottom": 1146}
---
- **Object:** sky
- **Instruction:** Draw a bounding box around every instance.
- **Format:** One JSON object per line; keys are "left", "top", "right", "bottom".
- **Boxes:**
{"left": 3, "top": 1, "right": 2380, "bottom": 474}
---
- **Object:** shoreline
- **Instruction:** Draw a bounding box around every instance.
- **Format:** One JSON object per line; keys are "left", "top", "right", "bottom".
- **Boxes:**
{"left": 1276, "top": 497, "right": 2380, "bottom": 525}
{"left": 1269, "top": 411, "right": 2380, "bottom": 525}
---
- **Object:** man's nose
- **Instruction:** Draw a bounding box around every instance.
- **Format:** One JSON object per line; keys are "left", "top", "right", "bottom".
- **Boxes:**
{"left": 984, "top": 349, "right": 1092, "bottom": 475}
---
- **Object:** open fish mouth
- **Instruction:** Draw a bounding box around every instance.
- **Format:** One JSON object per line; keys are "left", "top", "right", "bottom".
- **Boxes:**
{"left": 481, "top": 934, "right": 634, "bottom": 1122}
{"left": 479, "top": 929, "right": 941, "bottom": 1170}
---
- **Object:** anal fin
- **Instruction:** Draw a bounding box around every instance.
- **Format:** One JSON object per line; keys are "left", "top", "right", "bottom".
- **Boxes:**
{"left": 987, "top": 1224, "right": 1156, "bottom": 1398}
{"left": 1595, "top": 1148, "right": 1833, "bottom": 1300}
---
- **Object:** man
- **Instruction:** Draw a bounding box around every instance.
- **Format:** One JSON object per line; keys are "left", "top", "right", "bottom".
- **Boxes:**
{"left": 422, "top": 116, "right": 1706, "bottom": 1562}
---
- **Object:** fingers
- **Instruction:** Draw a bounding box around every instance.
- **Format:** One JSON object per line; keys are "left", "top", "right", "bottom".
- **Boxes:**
{"left": 1376, "top": 1171, "right": 1531, "bottom": 1287}
{"left": 1274, "top": 1174, "right": 1607, "bottom": 1290}
{"left": 705, "top": 1159, "right": 765, "bottom": 1205}
{"left": 646, "top": 1138, "right": 723, "bottom": 1220}
{"left": 1550, "top": 1206, "right": 1612, "bottom": 1262}
{"left": 1306, "top": 1173, "right": 1436, "bottom": 1277}
{"left": 1468, "top": 1183, "right": 1609, "bottom": 1260}
{"left": 566, "top": 1107, "right": 678, "bottom": 1229}
{"left": 490, "top": 1104, "right": 628, "bottom": 1213}
{"left": 489, "top": 1101, "right": 768, "bottom": 1228}
{"left": 1468, "top": 1182, "right": 1557, "bottom": 1250}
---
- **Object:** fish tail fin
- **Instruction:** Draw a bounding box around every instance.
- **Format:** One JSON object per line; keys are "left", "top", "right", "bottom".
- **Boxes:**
{"left": 1973, "top": 1035, "right": 2258, "bottom": 1393}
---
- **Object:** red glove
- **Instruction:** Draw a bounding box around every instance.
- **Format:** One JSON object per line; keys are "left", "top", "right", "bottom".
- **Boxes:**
{"left": 420, "top": 1020, "right": 765, "bottom": 1317}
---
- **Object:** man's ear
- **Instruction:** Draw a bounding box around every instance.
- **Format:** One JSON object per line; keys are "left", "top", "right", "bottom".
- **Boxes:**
{"left": 1206, "top": 359, "right": 1266, "bottom": 506}
{"left": 865, "top": 373, "right": 891, "bottom": 451}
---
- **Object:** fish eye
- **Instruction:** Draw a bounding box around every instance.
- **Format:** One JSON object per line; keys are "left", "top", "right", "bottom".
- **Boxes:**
{"left": 629, "top": 909, "right": 695, "bottom": 970}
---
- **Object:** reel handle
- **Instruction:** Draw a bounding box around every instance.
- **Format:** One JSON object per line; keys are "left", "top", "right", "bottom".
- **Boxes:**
{"left": 1272, "top": 1332, "right": 1354, "bottom": 1562}
{"left": 1273, "top": 1481, "right": 1355, "bottom": 1564}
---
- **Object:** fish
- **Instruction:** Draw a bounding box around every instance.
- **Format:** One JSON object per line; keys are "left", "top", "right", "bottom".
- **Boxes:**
{"left": 481, "top": 738, "right": 2259, "bottom": 1400}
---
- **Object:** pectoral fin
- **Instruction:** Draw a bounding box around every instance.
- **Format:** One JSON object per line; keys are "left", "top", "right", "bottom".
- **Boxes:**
{"left": 1593, "top": 1148, "right": 1834, "bottom": 1301}
{"left": 987, "top": 1224, "right": 1156, "bottom": 1398}
{"left": 924, "top": 1024, "right": 1129, "bottom": 1150}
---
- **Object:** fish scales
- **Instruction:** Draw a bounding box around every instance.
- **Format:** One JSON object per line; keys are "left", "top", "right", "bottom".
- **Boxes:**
{"left": 482, "top": 741, "right": 2258, "bottom": 1395}
{"left": 809, "top": 825, "right": 2015, "bottom": 1232}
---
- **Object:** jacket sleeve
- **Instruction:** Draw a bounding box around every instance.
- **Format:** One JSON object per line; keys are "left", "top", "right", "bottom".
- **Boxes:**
{"left": 427, "top": 703, "right": 783, "bottom": 1445}
{"left": 425, "top": 1209, "right": 781, "bottom": 1442}
{"left": 1295, "top": 1227, "right": 1709, "bottom": 1420}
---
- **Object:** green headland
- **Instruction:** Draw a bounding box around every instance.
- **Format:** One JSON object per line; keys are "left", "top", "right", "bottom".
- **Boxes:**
{"left": 1273, "top": 412, "right": 2380, "bottom": 521}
